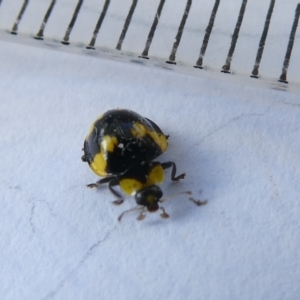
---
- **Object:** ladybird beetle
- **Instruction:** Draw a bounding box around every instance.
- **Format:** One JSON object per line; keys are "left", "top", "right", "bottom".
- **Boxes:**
{"left": 81, "top": 109, "right": 185, "bottom": 220}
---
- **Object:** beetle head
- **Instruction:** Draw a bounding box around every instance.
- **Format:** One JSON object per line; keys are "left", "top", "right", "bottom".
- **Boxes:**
{"left": 135, "top": 185, "right": 163, "bottom": 212}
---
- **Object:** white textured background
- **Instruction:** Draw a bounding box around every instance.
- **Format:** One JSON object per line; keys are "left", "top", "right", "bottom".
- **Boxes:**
{"left": 0, "top": 1, "right": 300, "bottom": 300}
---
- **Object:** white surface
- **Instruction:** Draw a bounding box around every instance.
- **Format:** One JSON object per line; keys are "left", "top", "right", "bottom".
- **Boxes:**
{"left": 1, "top": 36, "right": 300, "bottom": 300}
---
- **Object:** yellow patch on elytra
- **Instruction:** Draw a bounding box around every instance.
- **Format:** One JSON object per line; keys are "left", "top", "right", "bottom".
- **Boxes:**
{"left": 119, "top": 165, "right": 165, "bottom": 195}
{"left": 88, "top": 135, "right": 117, "bottom": 176}
{"left": 131, "top": 122, "right": 168, "bottom": 152}
{"left": 90, "top": 152, "right": 107, "bottom": 176}
{"left": 119, "top": 179, "right": 143, "bottom": 195}
{"left": 131, "top": 122, "right": 146, "bottom": 137}
{"left": 101, "top": 136, "right": 118, "bottom": 152}
{"left": 148, "top": 131, "right": 168, "bottom": 152}
{"left": 148, "top": 164, "right": 164, "bottom": 184}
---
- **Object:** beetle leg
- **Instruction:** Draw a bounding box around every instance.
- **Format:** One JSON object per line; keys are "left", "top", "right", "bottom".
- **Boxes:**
{"left": 118, "top": 206, "right": 143, "bottom": 222}
{"left": 108, "top": 179, "right": 124, "bottom": 205}
{"left": 86, "top": 176, "right": 112, "bottom": 188}
{"left": 161, "top": 161, "right": 185, "bottom": 181}
{"left": 87, "top": 177, "right": 124, "bottom": 205}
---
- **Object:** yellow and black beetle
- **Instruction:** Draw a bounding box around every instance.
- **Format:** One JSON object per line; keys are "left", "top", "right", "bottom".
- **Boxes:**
{"left": 81, "top": 109, "right": 185, "bottom": 220}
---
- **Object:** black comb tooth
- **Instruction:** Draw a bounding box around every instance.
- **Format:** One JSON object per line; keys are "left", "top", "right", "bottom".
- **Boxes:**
{"left": 166, "top": 0, "right": 192, "bottom": 65}
{"left": 221, "top": 0, "right": 248, "bottom": 74}
{"left": 250, "top": 0, "right": 275, "bottom": 79}
{"left": 194, "top": 0, "right": 220, "bottom": 69}
{"left": 278, "top": 3, "right": 300, "bottom": 84}
{"left": 34, "top": 0, "right": 57, "bottom": 41}
{"left": 116, "top": 0, "right": 138, "bottom": 51}
{"left": 61, "top": 0, "right": 84, "bottom": 45}
{"left": 86, "top": 0, "right": 111, "bottom": 50}
{"left": 11, "top": 0, "right": 30, "bottom": 35}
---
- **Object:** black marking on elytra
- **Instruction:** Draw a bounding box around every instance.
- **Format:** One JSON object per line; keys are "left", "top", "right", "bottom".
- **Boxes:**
{"left": 139, "top": 0, "right": 166, "bottom": 59}
{"left": 116, "top": 0, "right": 138, "bottom": 50}
{"left": 61, "top": 0, "right": 84, "bottom": 45}
{"left": 251, "top": 0, "right": 275, "bottom": 78}
{"left": 278, "top": 3, "right": 300, "bottom": 84}
{"left": 194, "top": 0, "right": 220, "bottom": 69}
{"left": 166, "top": 0, "right": 192, "bottom": 65}
{"left": 11, "top": 0, "right": 29, "bottom": 35}
{"left": 221, "top": 0, "right": 248, "bottom": 74}
{"left": 34, "top": 0, "right": 57, "bottom": 40}
{"left": 86, "top": 0, "right": 110, "bottom": 50}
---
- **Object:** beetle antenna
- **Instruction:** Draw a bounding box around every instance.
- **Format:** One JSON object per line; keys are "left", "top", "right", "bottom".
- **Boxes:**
{"left": 159, "top": 191, "right": 192, "bottom": 203}
{"left": 160, "top": 191, "right": 208, "bottom": 207}
{"left": 118, "top": 206, "right": 143, "bottom": 222}
{"left": 159, "top": 206, "right": 169, "bottom": 219}
{"left": 137, "top": 207, "right": 147, "bottom": 221}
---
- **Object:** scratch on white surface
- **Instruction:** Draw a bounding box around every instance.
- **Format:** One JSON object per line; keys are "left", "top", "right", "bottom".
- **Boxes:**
{"left": 29, "top": 203, "right": 36, "bottom": 233}
{"left": 29, "top": 199, "right": 55, "bottom": 234}
{"left": 198, "top": 109, "right": 270, "bottom": 145}
{"left": 40, "top": 226, "right": 117, "bottom": 300}
{"left": 8, "top": 185, "right": 22, "bottom": 190}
